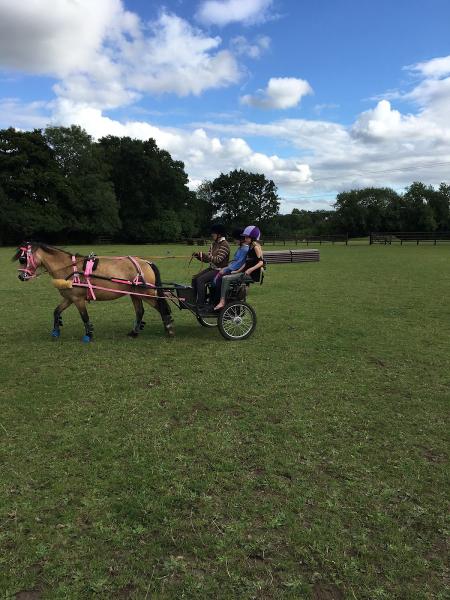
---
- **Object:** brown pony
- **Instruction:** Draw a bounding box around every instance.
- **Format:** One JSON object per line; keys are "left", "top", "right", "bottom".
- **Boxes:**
{"left": 13, "top": 242, "right": 174, "bottom": 341}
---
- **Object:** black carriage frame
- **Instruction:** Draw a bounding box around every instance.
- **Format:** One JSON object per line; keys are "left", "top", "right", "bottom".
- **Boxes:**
{"left": 163, "top": 274, "right": 257, "bottom": 340}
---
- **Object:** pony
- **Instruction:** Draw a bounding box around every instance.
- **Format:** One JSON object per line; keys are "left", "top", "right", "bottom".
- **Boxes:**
{"left": 13, "top": 242, "right": 174, "bottom": 342}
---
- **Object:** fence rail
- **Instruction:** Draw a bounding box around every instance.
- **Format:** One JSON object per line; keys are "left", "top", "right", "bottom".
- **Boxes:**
{"left": 261, "top": 234, "right": 349, "bottom": 246}
{"left": 370, "top": 232, "right": 450, "bottom": 245}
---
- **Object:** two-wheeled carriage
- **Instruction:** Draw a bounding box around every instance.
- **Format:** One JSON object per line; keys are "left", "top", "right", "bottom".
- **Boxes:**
{"left": 165, "top": 275, "right": 257, "bottom": 341}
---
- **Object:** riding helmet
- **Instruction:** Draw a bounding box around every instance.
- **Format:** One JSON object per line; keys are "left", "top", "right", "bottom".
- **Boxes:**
{"left": 210, "top": 223, "right": 227, "bottom": 236}
{"left": 242, "top": 225, "right": 261, "bottom": 240}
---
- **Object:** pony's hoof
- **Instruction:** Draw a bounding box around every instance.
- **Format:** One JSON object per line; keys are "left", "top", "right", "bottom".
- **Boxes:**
{"left": 82, "top": 335, "right": 92, "bottom": 343}
{"left": 51, "top": 329, "right": 60, "bottom": 338}
{"left": 127, "top": 331, "right": 138, "bottom": 338}
{"left": 166, "top": 327, "right": 175, "bottom": 338}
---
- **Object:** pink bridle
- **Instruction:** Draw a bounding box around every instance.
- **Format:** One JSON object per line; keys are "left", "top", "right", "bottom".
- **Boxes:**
{"left": 17, "top": 244, "right": 38, "bottom": 279}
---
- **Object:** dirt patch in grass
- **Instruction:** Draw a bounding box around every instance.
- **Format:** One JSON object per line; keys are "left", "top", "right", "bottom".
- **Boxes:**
{"left": 423, "top": 448, "right": 447, "bottom": 463}
{"left": 312, "top": 583, "right": 344, "bottom": 600}
{"left": 116, "top": 584, "right": 136, "bottom": 599}
{"left": 15, "top": 592, "right": 41, "bottom": 600}
{"left": 369, "top": 356, "right": 386, "bottom": 367}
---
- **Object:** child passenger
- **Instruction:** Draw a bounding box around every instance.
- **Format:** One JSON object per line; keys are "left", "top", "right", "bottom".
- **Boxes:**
{"left": 214, "top": 225, "right": 263, "bottom": 311}
{"left": 213, "top": 228, "right": 249, "bottom": 294}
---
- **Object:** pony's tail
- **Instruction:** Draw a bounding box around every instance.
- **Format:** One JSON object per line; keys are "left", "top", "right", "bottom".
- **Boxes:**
{"left": 149, "top": 261, "right": 162, "bottom": 289}
{"left": 148, "top": 261, "right": 173, "bottom": 322}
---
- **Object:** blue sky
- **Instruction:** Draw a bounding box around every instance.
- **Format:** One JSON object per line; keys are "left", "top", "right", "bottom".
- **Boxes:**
{"left": 0, "top": 0, "right": 450, "bottom": 211}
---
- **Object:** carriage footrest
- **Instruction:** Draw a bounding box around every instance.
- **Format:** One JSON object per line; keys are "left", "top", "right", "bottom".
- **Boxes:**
{"left": 174, "top": 284, "right": 196, "bottom": 304}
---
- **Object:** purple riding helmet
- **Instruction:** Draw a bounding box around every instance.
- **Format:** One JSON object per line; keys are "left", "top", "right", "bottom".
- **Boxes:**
{"left": 242, "top": 225, "right": 261, "bottom": 240}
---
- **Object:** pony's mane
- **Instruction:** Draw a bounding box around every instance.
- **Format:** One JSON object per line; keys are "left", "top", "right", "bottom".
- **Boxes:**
{"left": 12, "top": 242, "right": 83, "bottom": 262}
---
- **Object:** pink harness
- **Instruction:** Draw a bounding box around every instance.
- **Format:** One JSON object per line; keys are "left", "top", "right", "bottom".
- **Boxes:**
{"left": 18, "top": 245, "right": 38, "bottom": 279}
{"left": 17, "top": 245, "right": 159, "bottom": 300}
{"left": 71, "top": 254, "right": 154, "bottom": 301}
{"left": 17, "top": 245, "right": 184, "bottom": 309}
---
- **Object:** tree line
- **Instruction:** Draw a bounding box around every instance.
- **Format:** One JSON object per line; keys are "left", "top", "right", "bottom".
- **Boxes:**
{"left": 0, "top": 126, "right": 208, "bottom": 244}
{"left": 261, "top": 183, "right": 450, "bottom": 239}
{"left": 0, "top": 126, "right": 449, "bottom": 244}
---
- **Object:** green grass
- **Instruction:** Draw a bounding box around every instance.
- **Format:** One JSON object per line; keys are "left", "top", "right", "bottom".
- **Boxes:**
{"left": 0, "top": 244, "right": 448, "bottom": 599}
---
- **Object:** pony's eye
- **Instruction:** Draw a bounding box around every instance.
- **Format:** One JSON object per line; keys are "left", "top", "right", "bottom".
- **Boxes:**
{"left": 19, "top": 256, "right": 27, "bottom": 264}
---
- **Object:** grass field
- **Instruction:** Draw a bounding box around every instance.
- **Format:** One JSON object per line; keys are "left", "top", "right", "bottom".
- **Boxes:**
{"left": 0, "top": 243, "right": 449, "bottom": 599}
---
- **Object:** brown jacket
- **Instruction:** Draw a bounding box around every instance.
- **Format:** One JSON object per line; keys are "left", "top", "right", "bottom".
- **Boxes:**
{"left": 198, "top": 238, "right": 230, "bottom": 269}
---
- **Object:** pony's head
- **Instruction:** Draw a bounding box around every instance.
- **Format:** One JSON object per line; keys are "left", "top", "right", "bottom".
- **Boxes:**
{"left": 12, "top": 242, "right": 46, "bottom": 281}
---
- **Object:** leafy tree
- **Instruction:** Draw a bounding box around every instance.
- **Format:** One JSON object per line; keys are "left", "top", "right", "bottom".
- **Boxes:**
{"left": 100, "top": 136, "right": 198, "bottom": 242}
{"left": 401, "top": 182, "right": 437, "bottom": 231}
{"left": 44, "top": 126, "right": 120, "bottom": 240}
{"left": 435, "top": 183, "right": 450, "bottom": 230}
{"left": 0, "top": 128, "right": 67, "bottom": 241}
{"left": 200, "top": 169, "right": 280, "bottom": 226}
{"left": 334, "top": 187, "right": 402, "bottom": 235}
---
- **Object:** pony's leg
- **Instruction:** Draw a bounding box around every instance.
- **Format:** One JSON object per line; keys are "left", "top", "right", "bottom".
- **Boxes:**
{"left": 52, "top": 297, "right": 72, "bottom": 338}
{"left": 128, "top": 296, "right": 145, "bottom": 337}
{"left": 73, "top": 298, "right": 94, "bottom": 343}
{"left": 143, "top": 295, "right": 175, "bottom": 337}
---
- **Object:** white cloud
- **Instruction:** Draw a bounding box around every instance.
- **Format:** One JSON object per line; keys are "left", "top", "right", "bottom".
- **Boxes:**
{"left": 125, "top": 13, "right": 240, "bottom": 97}
{"left": 0, "top": 2, "right": 241, "bottom": 108}
{"left": 50, "top": 99, "right": 312, "bottom": 191}
{"left": 407, "top": 55, "right": 450, "bottom": 78}
{"left": 196, "top": 0, "right": 274, "bottom": 27}
{"left": 230, "top": 35, "right": 271, "bottom": 59}
{"left": 313, "top": 103, "right": 339, "bottom": 115}
{"left": 351, "top": 99, "right": 422, "bottom": 141}
{"left": 0, "top": 97, "right": 52, "bottom": 130}
{"left": 241, "top": 77, "right": 313, "bottom": 109}
{"left": 194, "top": 57, "right": 450, "bottom": 200}
{"left": 0, "top": 0, "right": 132, "bottom": 77}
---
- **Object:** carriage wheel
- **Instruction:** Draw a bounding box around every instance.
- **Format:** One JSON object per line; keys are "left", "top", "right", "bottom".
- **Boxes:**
{"left": 218, "top": 301, "right": 256, "bottom": 341}
{"left": 197, "top": 315, "right": 218, "bottom": 328}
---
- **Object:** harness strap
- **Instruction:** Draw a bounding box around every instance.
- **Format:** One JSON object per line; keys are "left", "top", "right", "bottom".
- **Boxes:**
{"left": 18, "top": 244, "right": 38, "bottom": 278}
{"left": 127, "top": 256, "right": 146, "bottom": 286}
{"left": 72, "top": 256, "right": 81, "bottom": 284}
{"left": 83, "top": 258, "right": 97, "bottom": 301}
{"left": 71, "top": 254, "right": 154, "bottom": 302}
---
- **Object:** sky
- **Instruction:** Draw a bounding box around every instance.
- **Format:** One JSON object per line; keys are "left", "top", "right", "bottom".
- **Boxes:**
{"left": 0, "top": 0, "right": 450, "bottom": 212}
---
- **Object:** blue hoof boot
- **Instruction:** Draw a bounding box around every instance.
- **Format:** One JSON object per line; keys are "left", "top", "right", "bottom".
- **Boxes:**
{"left": 51, "top": 329, "right": 60, "bottom": 338}
{"left": 82, "top": 335, "right": 91, "bottom": 343}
